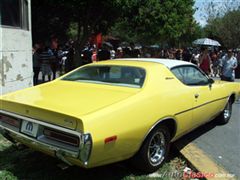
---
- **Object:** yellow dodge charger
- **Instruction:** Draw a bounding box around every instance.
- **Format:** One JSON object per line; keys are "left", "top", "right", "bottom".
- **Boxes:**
{"left": 0, "top": 59, "right": 239, "bottom": 172}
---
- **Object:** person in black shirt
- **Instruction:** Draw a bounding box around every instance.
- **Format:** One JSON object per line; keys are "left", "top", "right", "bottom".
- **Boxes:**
{"left": 32, "top": 44, "right": 41, "bottom": 85}
{"left": 97, "top": 44, "right": 110, "bottom": 61}
{"left": 129, "top": 42, "right": 141, "bottom": 58}
{"left": 39, "top": 47, "right": 54, "bottom": 82}
{"left": 182, "top": 48, "right": 192, "bottom": 62}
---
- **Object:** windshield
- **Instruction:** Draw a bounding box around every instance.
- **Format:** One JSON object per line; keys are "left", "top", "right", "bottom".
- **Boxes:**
{"left": 62, "top": 65, "right": 146, "bottom": 88}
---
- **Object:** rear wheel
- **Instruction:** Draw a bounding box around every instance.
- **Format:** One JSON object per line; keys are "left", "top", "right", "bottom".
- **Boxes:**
{"left": 131, "top": 125, "right": 170, "bottom": 173}
{"left": 217, "top": 100, "right": 233, "bottom": 124}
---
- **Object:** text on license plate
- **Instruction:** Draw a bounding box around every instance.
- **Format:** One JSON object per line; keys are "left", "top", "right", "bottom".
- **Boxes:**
{"left": 21, "top": 120, "right": 39, "bottom": 137}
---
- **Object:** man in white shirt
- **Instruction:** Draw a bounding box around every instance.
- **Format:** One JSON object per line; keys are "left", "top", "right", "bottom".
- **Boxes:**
{"left": 219, "top": 49, "right": 238, "bottom": 82}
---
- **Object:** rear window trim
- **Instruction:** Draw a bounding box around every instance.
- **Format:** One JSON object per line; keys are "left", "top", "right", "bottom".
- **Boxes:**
{"left": 61, "top": 65, "right": 146, "bottom": 88}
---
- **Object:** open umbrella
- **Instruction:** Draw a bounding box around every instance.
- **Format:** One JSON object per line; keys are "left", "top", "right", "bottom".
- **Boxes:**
{"left": 102, "top": 42, "right": 113, "bottom": 48}
{"left": 193, "top": 38, "right": 221, "bottom": 46}
{"left": 150, "top": 44, "right": 160, "bottom": 48}
{"left": 120, "top": 41, "right": 129, "bottom": 48}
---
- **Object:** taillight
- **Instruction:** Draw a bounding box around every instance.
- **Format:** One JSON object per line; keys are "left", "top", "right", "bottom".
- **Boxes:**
{"left": 0, "top": 114, "right": 20, "bottom": 128}
{"left": 43, "top": 128, "right": 79, "bottom": 147}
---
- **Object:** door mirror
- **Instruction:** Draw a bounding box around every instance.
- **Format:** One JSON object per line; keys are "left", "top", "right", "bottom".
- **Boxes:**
{"left": 208, "top": 78, "right": 214, "bottom": 85}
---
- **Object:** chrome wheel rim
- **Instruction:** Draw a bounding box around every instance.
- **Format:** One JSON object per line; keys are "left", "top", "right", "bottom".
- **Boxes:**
{"left": 148, "top": 131, "right": 166, "bottom": 166}
{"left": 224, "top": 103, "right": 231, "bottom": 119}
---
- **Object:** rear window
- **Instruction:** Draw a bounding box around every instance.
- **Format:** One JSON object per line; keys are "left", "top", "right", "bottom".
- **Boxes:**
{"left": 62, "top": 65, "right": 146, "bottom": 88}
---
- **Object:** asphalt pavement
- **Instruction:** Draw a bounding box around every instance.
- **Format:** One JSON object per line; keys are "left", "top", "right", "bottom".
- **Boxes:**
{"left": 191, "top": 102, "right": 240, "bottom": 177}
{"left": 176, "top": 78, "right": 240, "bottom": 179}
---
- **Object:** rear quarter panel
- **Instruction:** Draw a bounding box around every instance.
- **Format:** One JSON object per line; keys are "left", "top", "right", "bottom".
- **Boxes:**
{"left": 213, "top": 80, "right": 240, "bottom": 102}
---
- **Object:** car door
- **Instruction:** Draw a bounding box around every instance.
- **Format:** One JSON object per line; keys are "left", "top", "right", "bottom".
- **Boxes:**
{"left": 171, "top": 65, "right": 216, "bottom": 129}
{"left": 181, "top": 66, "right": 218, "bottom": 127}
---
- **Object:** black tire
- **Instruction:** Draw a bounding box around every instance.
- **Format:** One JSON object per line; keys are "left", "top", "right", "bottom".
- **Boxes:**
{"left": 131, "top": 125, "right": 170, "bottom": 173}
{"left": 217, "top": 100, "right": 233, "bottom": 125}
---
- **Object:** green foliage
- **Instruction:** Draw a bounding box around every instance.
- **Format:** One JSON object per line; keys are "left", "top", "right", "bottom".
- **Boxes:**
{"left": 0, "top": 170, "right": 17, "bottom": 180}
{"left": 111, "top": 0, "right": 200, "bottom": 47}
{"left": 32, "top": 0, "right": 122, "bottom": 43}
{"left": 201, "top": 0, "right": 240, "bottom": 48}
{"left": 32, "top": 0, "right": 201, "bottom": 47}
{"left": 66, "top": 22, "right": 78, "bottom": 40}
{"left": 204, "top": 10, "right": 240, "bottom": 48}
{"left": 110, "top": 20, "right": 138, "bottom": 43}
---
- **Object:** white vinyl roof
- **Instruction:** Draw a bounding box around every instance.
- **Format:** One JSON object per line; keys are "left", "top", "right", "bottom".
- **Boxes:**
{"left": 116, "top": 58, "right": 193, "bottom": 69}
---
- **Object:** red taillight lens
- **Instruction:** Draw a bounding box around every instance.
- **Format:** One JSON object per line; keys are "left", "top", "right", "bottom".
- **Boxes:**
{"left": 43, "top": 128, "right": 79, "bottom": 147}
{"left": 0, "top": 114, "right": 20, "bottom": 128}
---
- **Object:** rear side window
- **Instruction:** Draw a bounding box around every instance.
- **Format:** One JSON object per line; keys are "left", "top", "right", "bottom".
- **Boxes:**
{"left": 171, "top": 66, "right": 209, "bottom": 86}
{"left": 62, "top": 65, "right": 146, "bottom": 88}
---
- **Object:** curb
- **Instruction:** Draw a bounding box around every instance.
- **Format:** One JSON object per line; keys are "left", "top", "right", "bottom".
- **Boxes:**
{"left": 175, "top": 142, "right": 236, "bottom": 180}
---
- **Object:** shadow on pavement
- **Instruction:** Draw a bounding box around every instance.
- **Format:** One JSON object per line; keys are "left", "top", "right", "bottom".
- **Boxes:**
{"left": 174, "top": 120, "right": 220, "bottom": 151}
{"left": 0, "top": 146, "right": 137, "bottom": 180}
{"left": 0, "top": 143, "right": 181, "bottom": 180}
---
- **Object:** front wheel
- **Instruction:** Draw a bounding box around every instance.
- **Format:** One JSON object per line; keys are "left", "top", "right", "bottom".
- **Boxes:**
{"left": 131, "top": 125, "right": 170, "bottom": 173}
{"left": 217, "top": 100, "right": 233, "bottom": 124}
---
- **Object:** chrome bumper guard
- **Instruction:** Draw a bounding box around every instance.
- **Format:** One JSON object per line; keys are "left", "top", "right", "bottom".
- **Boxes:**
{"left": 0, "top": 110, "right": 92, "bottom": 166}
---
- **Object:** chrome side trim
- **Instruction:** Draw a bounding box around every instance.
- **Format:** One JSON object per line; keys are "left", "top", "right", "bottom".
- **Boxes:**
{"left": 175, "top": 96, "right": 228, "bottom": 116}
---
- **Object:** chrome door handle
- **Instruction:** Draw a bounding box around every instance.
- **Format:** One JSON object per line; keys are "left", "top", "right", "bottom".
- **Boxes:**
{"left": 194, "top": 94, "right": 199, "bottom": 98}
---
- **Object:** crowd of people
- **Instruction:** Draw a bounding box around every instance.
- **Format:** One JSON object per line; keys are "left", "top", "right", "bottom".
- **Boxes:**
{"left": 32, "top": 41, "right": 75, "bottom": 85}
{"left": 32, "top": 40, "right": 240, "bottom": 85}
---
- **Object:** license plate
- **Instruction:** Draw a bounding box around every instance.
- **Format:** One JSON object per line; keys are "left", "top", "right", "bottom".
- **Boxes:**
{"left": 21, "top": 120, "right": 39, "bottom": 137}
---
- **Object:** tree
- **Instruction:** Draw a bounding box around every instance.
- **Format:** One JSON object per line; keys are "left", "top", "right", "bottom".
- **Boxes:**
{"left": 32, "top": 0, "right": 201, "bottom": 65}
{"left": 31, "top": 0, "right": 72, "bottom": 43}
{"left": 32, "top": 0, "right": 122, "bottom": 66}
{"left": 204, "top": 7, "right": 240, "bottom": 48}
{"left": 219, "top": 10, "right": 240, "bottom": 48}
{"left": 110, "top": 0, "right": 199, "bottom": 47}
{"left": 200, "top": 0, "right": 240, "bottom": 48}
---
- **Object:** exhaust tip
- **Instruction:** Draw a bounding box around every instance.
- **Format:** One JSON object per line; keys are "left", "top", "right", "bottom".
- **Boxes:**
{"left": 57, "top": 162, "right": 70, "bottom": 170}
{"left": 55, "top": 150, "right": 73, "bottom": 166}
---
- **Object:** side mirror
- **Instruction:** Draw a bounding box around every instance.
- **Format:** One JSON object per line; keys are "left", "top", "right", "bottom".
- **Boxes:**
{"left": 208, "top": 78, "right": 214, "bottom": 84}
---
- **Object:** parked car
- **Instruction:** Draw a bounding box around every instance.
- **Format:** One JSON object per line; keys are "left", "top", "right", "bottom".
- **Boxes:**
{"left": 0, "top": 59, "right": 239, "bottom": 172}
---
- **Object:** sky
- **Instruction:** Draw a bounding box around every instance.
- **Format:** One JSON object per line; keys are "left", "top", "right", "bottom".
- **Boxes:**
{"left": 194, "top": 0, "right": 208, "bottom": 26}
{"left": 194, "top": 0, "right": 240, "bottom": 26}
{"left": 194, "top": 0, "right": 228, "bottom": 26}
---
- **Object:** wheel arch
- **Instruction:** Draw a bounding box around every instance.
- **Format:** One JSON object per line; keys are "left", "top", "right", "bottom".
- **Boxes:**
{"left": 229, "top": 93, "right": 236, "bottom": 104}
{"left": 131, "top": 117, "right": 177, "bottom": 171}
{"left": 141, "top": 117, "right": 177, "bottom": 148}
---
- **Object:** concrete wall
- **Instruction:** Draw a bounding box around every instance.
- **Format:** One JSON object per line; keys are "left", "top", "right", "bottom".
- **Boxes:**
{"left": 0, "top": 0, "right": 33, "bottom": 95}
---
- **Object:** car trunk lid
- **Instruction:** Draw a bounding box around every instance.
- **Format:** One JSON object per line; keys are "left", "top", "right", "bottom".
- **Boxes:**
{"left": 1, "top": 80, "right": 140, "bottom": 129}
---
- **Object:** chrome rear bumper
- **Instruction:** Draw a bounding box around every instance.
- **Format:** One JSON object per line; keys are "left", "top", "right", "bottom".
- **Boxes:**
{"left": 0, "top": 127, "right": 79, "bottom": 165}
{"left": 0, "top": 110, "right": 92, "bottom": 166}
